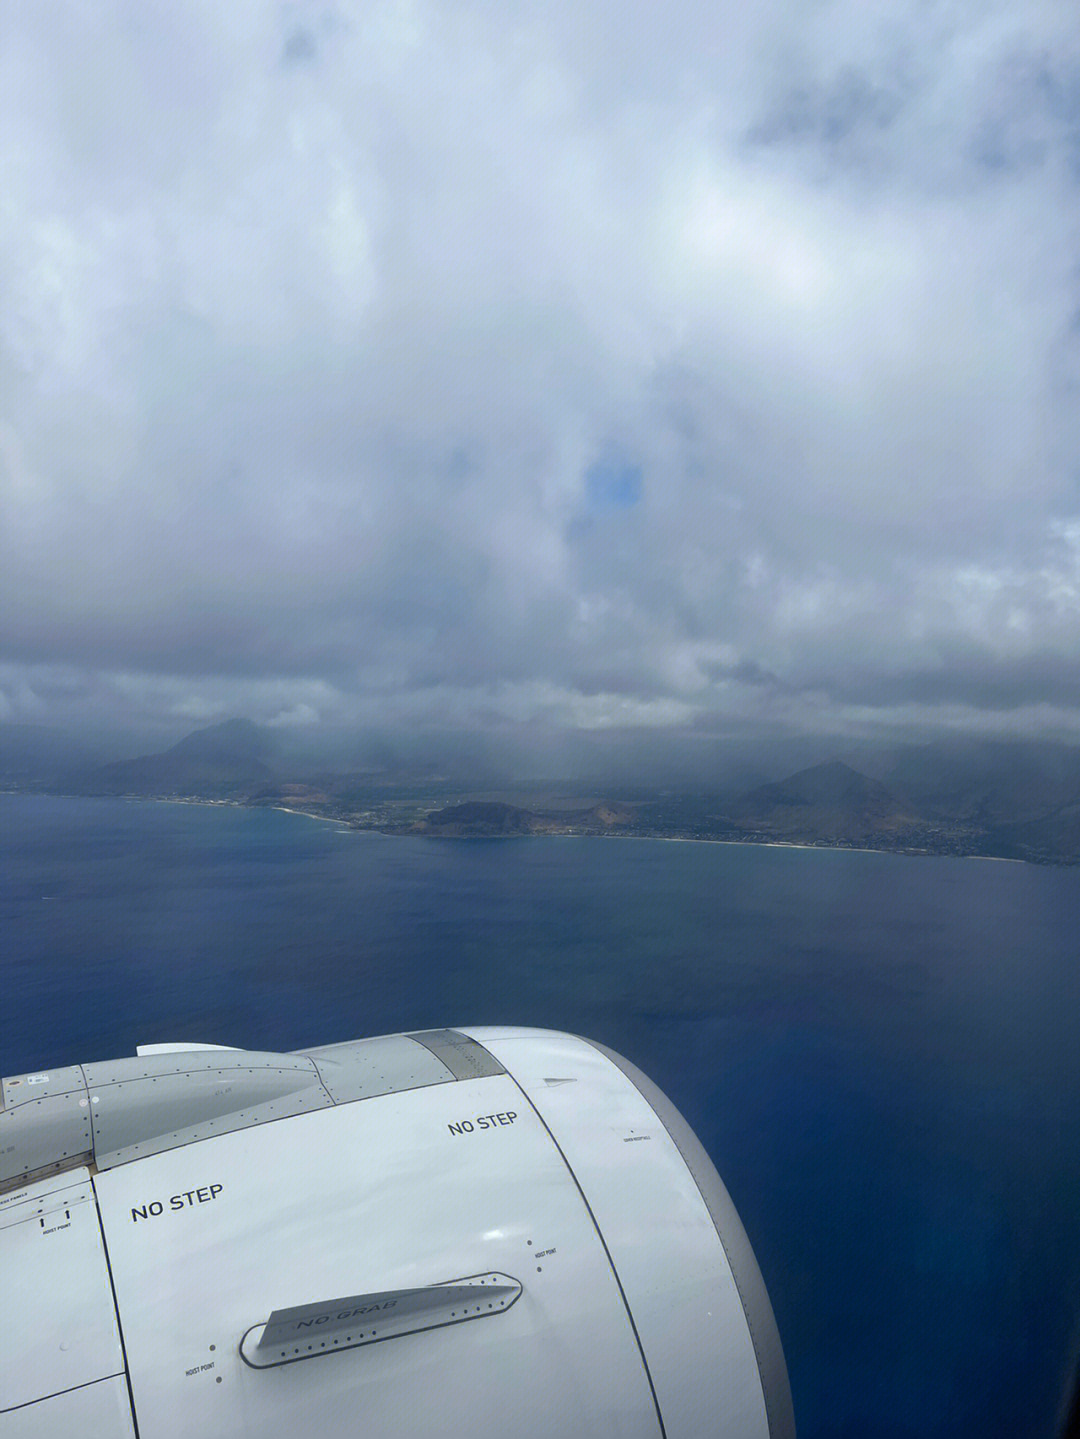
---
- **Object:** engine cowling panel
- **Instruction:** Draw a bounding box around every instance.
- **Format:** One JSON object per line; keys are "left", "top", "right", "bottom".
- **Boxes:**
{"left": 0, "top": 1028, "right": 794, "bottom": 1439}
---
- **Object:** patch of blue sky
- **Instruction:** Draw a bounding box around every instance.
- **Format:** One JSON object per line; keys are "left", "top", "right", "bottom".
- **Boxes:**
{"left": 585, "top": 454, "right": 643, "bottom": 511}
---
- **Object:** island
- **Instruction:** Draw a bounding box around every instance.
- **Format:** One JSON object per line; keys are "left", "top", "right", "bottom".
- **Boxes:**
{"left": 5, "top": 717, "right": 1080, "bottom": 864}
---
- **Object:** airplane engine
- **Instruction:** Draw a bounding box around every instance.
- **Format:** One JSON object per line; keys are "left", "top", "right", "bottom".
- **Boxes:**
{"left": 0, "top": 1027, "right": 794, "bottom": 1438}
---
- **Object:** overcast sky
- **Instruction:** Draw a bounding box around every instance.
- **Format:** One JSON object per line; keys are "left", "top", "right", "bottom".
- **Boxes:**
{"left": 3, "top": 0, "right": 1080, "bottom": 756}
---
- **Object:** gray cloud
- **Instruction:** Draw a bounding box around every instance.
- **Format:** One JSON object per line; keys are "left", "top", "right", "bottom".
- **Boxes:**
{"left": 3, "top": 1, "right": 1080, "bottom": 755}
{"left": 281, "top": 27, "right": 319, "bottom": 66}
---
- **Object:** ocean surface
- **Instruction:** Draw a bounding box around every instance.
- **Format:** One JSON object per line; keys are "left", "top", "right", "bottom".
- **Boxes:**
{"left": 3, "top": 792, "right": 1079, "bottom": 1438}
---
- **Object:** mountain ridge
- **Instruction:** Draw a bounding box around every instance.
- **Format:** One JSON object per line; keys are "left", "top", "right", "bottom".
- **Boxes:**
{"left": 74, "top": 719, "right": 277, "bottom": 799}
{"left": 13, "top": 720, "right": 1080, "bottom": 862}
{"left": 720, "top": 759, "right": 919, "bottom": 844}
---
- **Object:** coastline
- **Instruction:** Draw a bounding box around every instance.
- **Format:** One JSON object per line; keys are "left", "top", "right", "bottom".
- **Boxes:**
{"left": 266, "top": 806, "right": 1030, "bottom": 863}
{"left": 0, "top": 790, "right": 1035, "bottom": 864}
{"left": 271, "top": 805, "right": 344, "bottom": 825}
{"left": 501, "top": 830, "right": 1028, "bottom": 862}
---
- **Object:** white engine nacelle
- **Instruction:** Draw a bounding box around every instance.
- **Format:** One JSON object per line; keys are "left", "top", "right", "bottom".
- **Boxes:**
{"left": 0, "top": 1027, "right": 794, "bottom": 1437}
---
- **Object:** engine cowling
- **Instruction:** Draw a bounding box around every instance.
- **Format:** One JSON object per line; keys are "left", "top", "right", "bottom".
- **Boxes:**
{"left": 0, "top": 1027, "right": 794, "bottom": 1438}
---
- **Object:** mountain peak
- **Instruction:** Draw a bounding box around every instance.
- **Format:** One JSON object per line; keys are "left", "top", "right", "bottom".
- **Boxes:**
{"left": 741, "top": 759, "right": 894, "bottom": 807}
{"left": 77, "top": 718, "right": 276, "bottom": 798}
{"left": 726, "top": 759, "right": 910, "bottom": 840}
{"left": 168, "top": 718, "right": 272, "bottom": 763}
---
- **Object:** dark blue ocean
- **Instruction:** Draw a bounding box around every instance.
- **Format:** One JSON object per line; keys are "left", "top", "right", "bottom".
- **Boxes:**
{"left": 3, "top": 793, "right": 1079, "bottom": 1438}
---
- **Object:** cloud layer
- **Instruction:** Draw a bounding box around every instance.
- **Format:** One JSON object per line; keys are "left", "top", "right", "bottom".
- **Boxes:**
{"left": 3, "top": 1, "right": 1080, "bottom": 753}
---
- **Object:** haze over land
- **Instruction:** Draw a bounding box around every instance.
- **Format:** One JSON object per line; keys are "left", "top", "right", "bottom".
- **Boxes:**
{"left": 3, "top": 3, "right": 1080, "bottom": 805}
{"left": 5, "top": 716, "right": 1080, "bottom": 864}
